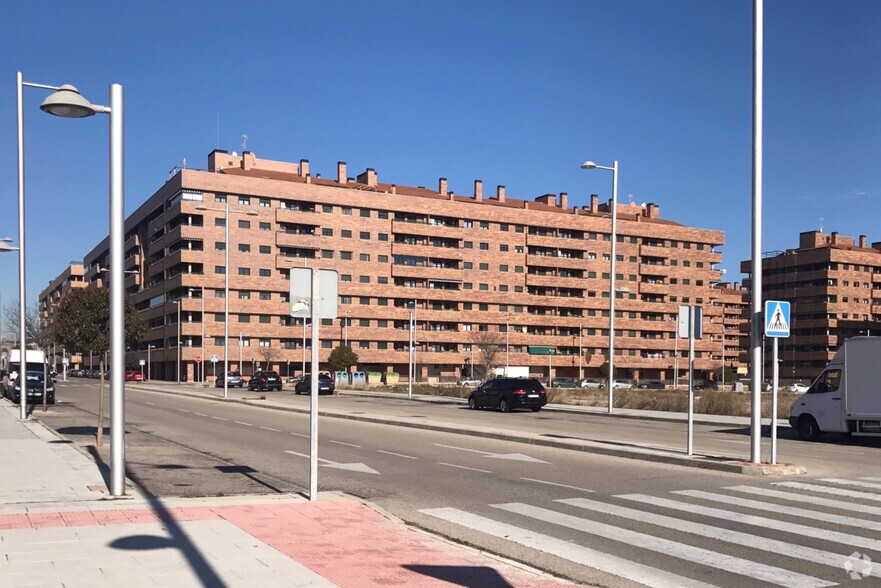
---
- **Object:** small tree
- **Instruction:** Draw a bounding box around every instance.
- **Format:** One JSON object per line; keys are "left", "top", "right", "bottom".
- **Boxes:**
{"left": 257, "top": 345, "right": 281, "bottom": 370}
{"left": 472, "top": 330, "right": 504, "bottom": 379}
{"left": 54, "top": 289, "right": 147, "bottom": 445}
{"left": 4, "top": 301, "right": 49, "bottom": 349}
{"left": 328, "top": 345, "right": 358, "bottom": 373}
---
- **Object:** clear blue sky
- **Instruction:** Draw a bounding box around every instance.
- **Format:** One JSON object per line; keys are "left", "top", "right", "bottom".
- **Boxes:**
{"left": 2, "top": 0, "right": 879, "bottom": 306}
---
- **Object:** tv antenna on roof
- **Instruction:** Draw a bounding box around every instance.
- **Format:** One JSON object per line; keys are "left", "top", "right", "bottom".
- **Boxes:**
{"left": 818, "top": 217, "right": 824, "bottom": 233}
{"left": 241, "top": 134, "right": 248, "bottom": 151}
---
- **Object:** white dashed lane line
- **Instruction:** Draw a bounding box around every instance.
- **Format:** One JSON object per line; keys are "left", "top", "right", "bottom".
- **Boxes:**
{"left": 329, "top": 440, "right": 361, "bottom": 448}
{"left": 377, "top": 450, "right": 418, "bottom": 460}
{"left": 234, "top": 421, "right": 252, "bottom": 426}
{"left": 438, "top": 462, "right": 491, "bottom": 474}
{"left": 260, "top": 426, "right": 281, "bottom": 432}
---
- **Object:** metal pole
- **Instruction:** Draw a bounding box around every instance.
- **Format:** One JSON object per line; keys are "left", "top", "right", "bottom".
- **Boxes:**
{"left": 407, "top": 311, "right": 413, "bottom": 399}
{"left": 674, "top": 330, "right": 679, "bottom": 389}
{"left": 344, "top": 312, "right": 348, "bottom": 347}
{"left": 239, "top": 331, "right": 242, "bottom": 371}
{"left": 224, "top": 202, "right": 229, "bottom": 400}
{"left": 109, "top": 83, "right": 126, "bottom": 497}
{"left": 176, "top": 301, "right": 181, "bottom": 383}
{"left": 607, "top": 160, "right": 619, "bottom": 413}
{"left": 147, "top": 346, "right": 151, "bottom": 380}
{"left": 750, "top": 0, "right": 764, "bottom": 464}
{"left": 578, "top": 321, "right": 583, "bottom": 381}
{"left": 16, "top": 72, "right": 27, "bottom": 422}
{"left": 200, "top": 286, "right": 205, "bottom": 384}
{"left": 301, "top": 318, "right": 306, "bottom": 375}
{"left": 505, "top": 313, "right": 509, "bottom": 373}
{"left": 412, "top": 300, "right": 417, "bottom": 383}
{"left": 687, "top": 306, "right": 695, "bottom": 455}
{"left": 771, "top": 337, "right": 778, "bottom": 464}
{"left": 722, "top": 328, "right": 726, "bottom": 391}
{"left": 309, "top": 268, "right": 320, "bottom": 500}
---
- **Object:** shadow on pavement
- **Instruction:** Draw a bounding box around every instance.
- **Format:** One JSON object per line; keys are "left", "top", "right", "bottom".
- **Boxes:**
{"left": 402, "top": 565, "right": 514, "bottom": 588}
{"left": 87, "top": 446, "right": 229, "bottom": 588}
{"left": 216, "top": 465, "right": 283, "bottom": 493}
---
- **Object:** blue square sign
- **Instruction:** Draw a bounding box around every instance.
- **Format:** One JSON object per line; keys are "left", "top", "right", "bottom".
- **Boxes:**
{"left": 765, "top": 300, "right": 791, "bottom": 338}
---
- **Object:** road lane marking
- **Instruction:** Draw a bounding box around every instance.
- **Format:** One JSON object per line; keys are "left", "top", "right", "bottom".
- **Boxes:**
{"left": 144, "top": 402, "right": 156, "bottom": 406}
{"left": 419, "top": 507, "right": 715, "bottom": 588}
{"left": 496, "top": 502, "right": 832, "bottom": 588}
{"left": 432, "top": 443, "right": 549, "bottom": 463}
{"left": 437, "top": 462, "right": 490, "bottom": 474}
{"left": 234, "top": 421, "right": 252, "bottom": 426}
{"left": 728, "top": 485, "right": 881, "bottom": 517}
{"left": 620, "top": 493, "right": 881, "bottom": 553}
{"left": 818, "top": 477, "right": 881, "bottom": 491}
{"left": 561, "top": 496, "right": 880, "bottom": 579}
{"left": 773, "top": 481, "right": 881, "bottom": 502}
{"left": 260, "top": 426, "right": 281, "bottom": 432}
{"left": 674, "top": 489, "right": 881, "bottom": 532}
{"left": 290, "top": 432, "right": 309, "bottom": 438}
{"left": 212, "top": 417, "right": 228, "bottom": 421}
{"left": 177, "top": 409, "right": 191, "bottom": 413}
{"left": 521, "top": 478, "right": 594, "bottom": 493}
{"left": 194, "top": 413, "right": 208, "bottom": 417}
{"left": 329, "top": 440, "right": 361, "bottom": 448}
{"left": 377, "top": 450, "right": 418, "bottom": 460}
{"left": 283, "top": 451, "right": 380, "bottom": 475}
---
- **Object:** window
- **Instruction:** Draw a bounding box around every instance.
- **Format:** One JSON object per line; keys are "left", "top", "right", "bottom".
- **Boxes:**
{"left": 215, "top": 265, "right": 226, "bottom": 274}
{"left": 259, "top": 292, "right": 271, "bottom": 300}
{"left": 499, "top": 285, "right": 509, "bottom": 292}
{"left": 322, "top": 228, "right": 333, "bottom": 236}
{"left": 479, "top": 263, "right": 489, "bottom": 270}
{"left": 378, "top": 320, "right": 388, "bottom": 327}
{"left": 378, "top": 255, "right": 388, "bottom": 263}
{"left": 238, "top": 244, "right": 251, "bottom": 253}
{"left": 377, "top": 298, "right": 388, "bottom": 306}
{"left": 378, "top": 233, "right": 389, "bottom": 242}
{"left": 515, "top": 246, "right": 524, "bottom": 253}
{"left": 322, "top": 205, "right": 333, "bottom": 213}
{"left": 259, "top": 269, "right": 271, "bottom": 277}
{"left": 238, "top": 268, "right": 250, "bottom": 276}
{"left": 215, "top": 218, "right": 226, "bottom": 227}
{"left": 515, "top": 266, "right": 524, "bottom": 273}
{"left": 342, "top": 207, "right": 353, "bottom": 216}
{"left": 214, "top": 337, "right": 224, "bottom": 345}
{"left": 479, "top": 284, "right": 488, "bottom": 291}
{"left": 810, "top": 369, "right": 841, "bottom": 394}
{"left": 360, "top": 231, "right": 370, "bottom": 240}
{"left": 360, "top": 253, "right": 370, "bottom": 262}
{"left": 464, "top": 283, "right": 473, "bottom": 290}
{"left": 238, "top": 314, "right": 251, "bottom": 323}
{"left": 214, "top": 289, "right": 225, "bottom": 298}
{"left": 238, "top": 291, "right": 250, "bottom": 299}
{"left": 500, "top": 244, "right": 509, "bottom": 252}
{"left": 215, "top": 242, "right": 225, "bottom": 251}
{"left": 480, "top": 221, "right": 489, "bottom": 230}
{"left": 464, "top": 241, "right": 473, "bottom": 249}
{"left": 258, "top": 338, "right": 271, "bottom": 347}
{"left": 500, "top": 224, "right": 509, "bottom": 232}
{"left": 359, "top": 276, "right": 370, "bottom": 283}
{"left": 259, "top": 315, "right": 271, "bottom": 324}
{"left": 321, "top": 250, "right": 333, "bottom": 259}
{"left": 215, "top": 194, "right": 227, "bottom": 203}
{"left": 480, "top": 242, "right": 489, "bottom": 250}
{"left": 341, "top": 251, "right": 353, "bottom": 260}
{"left": 464, "top": 262, "right": 473, "bottom": 269}
{"left": 378, "top": 211, "right": 388, "bottom": 219}
{"left": 259, "top": 245, "right": 271, "bottom": 254}
{"left": 360, "top": 209, "right": 371, "bottom": 218}
{"left": 341, "top": 274, "right": 352, "bottom": 282}
{"left": 259, "top": 222, "right": 271, "bottom": 231}
{"left": 240, "top": 337, "right": 251, "bottom": 347}
{"left": 259, "top": 198, "right": 271, "bottom": 208}
{"left": 515, "top": 225, "right": 524, "bottom": 233}
{"left": 359, "top": 319, "right": 370, "bottom": 327}
{"left": 237, "top": 196, "right": 250, "bottom": 205}
{"left": 214, "top": 313, "right": 225, "bottom": 322}
{"left": 378, "top": 276, "right": 388, "bottom": 284}
{"left": 463, "top": 220, "right": 473, "bottom": 228}
{"left": 341, "top": 296, "right": 352, "bottom": 304}
{"left": 500, "top": 264, "right": 508, "bottom": 272}
{"left": 341, "top": 230, "right": 352, "bottom": 238}
{"left": 238, "top": 220, "right": 250, "bottom": 229}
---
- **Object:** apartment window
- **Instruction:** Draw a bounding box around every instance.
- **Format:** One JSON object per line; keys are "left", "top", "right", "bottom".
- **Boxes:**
{"left": 259, "top": 222, "right": 271, "bottom": 231}
{"left": 378, "top": 211, "right": 388, "bottom": 219}
{"left": 480, "top": 221, "right": 489, "bottom": 230}
{"left": 341, "top": 230, "right": 352, "bottom": 238}
{"left": 215, "top": 266, "right": 226, "bottom": 274}
{"left": 341, "top": 251, "right": 353, "bottom": 260}
{"left": 341, "top": 296, "right": 352, "bottom": 304}
{"left": 260, "top": 315, "right": 271, "bottom": 324}
{"left": 360, "top": 253, "right": 370, "bottom": 262}
{"left": 240, "top": 337, "right": 251, "bottom": 347}
{"left": 514, "top": 286, "right": 524, "bottom": 293}
{"left": 259, "top": 292, "right": 271, "bottom": 300}
{"left": 378, "top": 255, "right": 388, "bottom": 263}
{"left": 360, "top": 209, "right": 371, "bottom": 218}
{"left": 463, "top": 220, "right": 473, "bottom": 228}
{"left": 359, "top": 275, "right": 370, "bottom": 283}
{"left": 629, "top": 256, "right": 637, "bottom": 262}
{"left": 359, "top": 319, "right": 370, "bottom": 327}
{"left": 515, "top": 225, "right": 524, "bottom": 233}
{"left": 238, "top": 196, "right": 250, "bottom": 205}
{"left": 378, "top": 233, "right": 388, "bottom": 241}
{"left": 479, "top": 263, "right": 489, "bottom": 270}
{"left": 215, "top": 242, "right": 225, "bottom": 251}
{"left": 238, "top": 291, "right": 250, "bottom": 299}
{"left": 683, "top": 261, "right": 691, "bottom": 267}
{"left": 500, "top": 265, "right": 508, "bottom": 272}
{"left": 259, "top": 198, "right": 271, "bottom": 208}
{"left": 259, "top": 269, "right": 271, "bottom": 277}
{"left": 239, "top": 314, "right": 251, "bottom": 323}
{"left": 342, "top": 207, "right": 353, "bottom": 216}
{"left": 214, "top": 289, "right": 225, "bottom": 298}
{"left": 464, "top": 262, "right": 473, "bottom": 269}
{"left": 515, "top": 266, "right": 524, "bottom": 273}
{"left": 378, "top": 320, "right": 388, "bottom": 327}
{"left": 360, "top": 231, "right": 370, "bottom": 240}
{"left": 238, "top": 220, "right": 250, "bottom": 229}
{"left": 214, "top": 337, "right": 224, "bottom": 345}
{"left": 377, "top": 298, "right": 388, "bottom": 306}
{"left": 378, "top": 276, "right": 388, "bottom": 284}
{"left": 463, "top": 241, "right": 473, "bottom": 249}
{"left": 259, "top": 339, "right": 271, "bottom": 347}
{"left": 214, "top": 313, "right": 225, "bottom": 322}
{"left": 322, "top": 228, "right": 333, "bottom": 236}
{"left": 684, "top": 242, "right": 692, "bottom": 249}
{"left": 215, "top": 194, "right": 227, "bottom": 203}
{"left": 321, "top": 250, "right": 333, "bottom": 259}
{"left": 238, "top": 244, "right": 250, "bottom": 253}
{"left": 215, "top": 218, "right": 226, "bottom": 227}
{"left": 322, "top": 205, "right": 333, "bottom": 213}
{"left": 480, "top": 242, "right": 489, "bottom": 250}
{"left": 479, "top": 284, "right": 489, "bottom": 291}
{"left": 500, "top": 244, "right": 509, "bottom": 252}
{"left": 463, "top": 303, "right": 472, "bottom": 310}
{"left": 499, "top": 285, "right": 509, "bottom": 292}
{"left": 696, "top": 262, "right": 704, "bottom": 268}
{"left": 464, "top": 283, "right": 473, "bottom": 290}
{"left": 259, "top": 245, "right": 271, "bottom": 254}
{"left": 238, "top": 268, "right": 250, "bottom": 276}
{"left": 341, "top": 274, "right": 352, "bottom": 282}
{"left": 500, "top": 224, "right": 509, "bottom": 232}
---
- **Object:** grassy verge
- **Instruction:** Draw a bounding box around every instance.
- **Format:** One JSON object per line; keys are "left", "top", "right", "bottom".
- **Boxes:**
{"left": 348, "top": 384, "right": 797, "bottom": 419}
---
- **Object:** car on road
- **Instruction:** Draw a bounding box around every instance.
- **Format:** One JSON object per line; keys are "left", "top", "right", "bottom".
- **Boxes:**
{"left": 294, "top": 373, "right": 335, "bottom": 395}
{"left": 5, "top": 371, "right": 55, "bottom": 405}
{"left": 215, "top": 371, "right": 244, "bottom": 388}
{"left": 611, "top": 379, "right": 633, "bottom": 389}
{"left": 248, "top": 370, "right": 282, "bottom": 391}
{"left": 636, "top": 380, "right": 665, "bottom": 390}
{"left": 125, "top": 370, "right": 145, "bottom": 382}
{"left": 457, "top": 377, "right": 483, "bottom": 387}
{"left": 551, "top": 377, "right": 577, "bottom": 388}
{"left": 467, "top": 377, "right": 547, "bottom": 413}
{"left": 788, "top": 382, "right": 810, "bottom": 394}
{"left": 579, "top": 378, "right": 604, "bottom": 389}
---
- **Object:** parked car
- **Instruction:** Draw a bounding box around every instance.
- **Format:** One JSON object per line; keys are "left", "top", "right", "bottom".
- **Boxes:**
{"left": 248, "top": 370, "right": 282, "bottom": 391}
{"left": 124, "top": 370, "right": 145, "bottom": 382}
{"left": 693, "top": 380, "right": 719, "bottom": 391}
{"left": 636, "top": 380, "right": 666, "bottom": 390}
{"left": 6, "top": 371, "right": 55, "bottom": 405}
{"left": 457, "top": 377, "right": 483, "bottom": 387}
{"left": 551, "top": 377, "right": 577, "bottom": 388}
{"left": 294, "top": 373, "right": 335, "bottom": 395}
{"left": 579, "top": 378, "right": 604, "bottom": 389}
{"left": 467, "top": 377, "right": 547, "bottom": 413}
{"left": 611, "top": 379, "right": 633, "bottom": 389}
{"left": 215, "top": 371, "right": 244, "bottom": 388}
{"left": 788, "top": 382, "right": 810, "bottom": 394}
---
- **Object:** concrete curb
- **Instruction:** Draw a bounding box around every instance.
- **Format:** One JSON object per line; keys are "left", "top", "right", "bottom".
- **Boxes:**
{"left": 123, "top": 383, "right": 805, "bottom": 476}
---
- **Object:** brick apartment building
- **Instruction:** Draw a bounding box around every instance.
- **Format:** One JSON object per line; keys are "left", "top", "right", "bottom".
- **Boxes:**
{"left": 43, "top": 150, "right": 729, "bottom": 383}
{"left": 38, "top": 263, "right": 86, "bottom": 368}
{"left": 709, "top": 282, "right": 750, "bottom": 375}
{"left": 742, "top": 230, "right": 881, "bottom": 380}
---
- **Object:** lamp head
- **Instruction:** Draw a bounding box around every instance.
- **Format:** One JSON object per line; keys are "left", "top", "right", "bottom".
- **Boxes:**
{"left": 580, "top": 161, "right": 598, "bottom": 170}
{"left": 40, "top": 85, "right": 97, "bottom": 118}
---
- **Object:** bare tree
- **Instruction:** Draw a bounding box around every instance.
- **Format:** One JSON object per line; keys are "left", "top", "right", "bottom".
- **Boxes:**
{"left": 471, "top": 330, "right": 504, "bottom": 379}
{"left": 4, "top": 301, "right": 48, "bottom": 348}
{"left": 256, "top": 345, "right": 281, "bottom": 370}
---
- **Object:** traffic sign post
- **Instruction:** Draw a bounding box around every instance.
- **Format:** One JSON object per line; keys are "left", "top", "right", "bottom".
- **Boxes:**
{"left": 679, "top": 305, "right": 703, "bottom": 455}
{"left": 765, "top": 300, "right": 790, "bottom": 465}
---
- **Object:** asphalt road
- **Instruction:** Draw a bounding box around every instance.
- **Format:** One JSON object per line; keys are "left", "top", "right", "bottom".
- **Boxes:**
{"left": 31, "top": 379, "right": 881, "bottom": 587}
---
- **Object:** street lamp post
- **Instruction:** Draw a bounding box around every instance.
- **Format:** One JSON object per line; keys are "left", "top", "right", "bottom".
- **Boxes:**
{"left": 196, "top": 204, "right": 257, "bottom": 399}
{"left": 581, "top": 160, "right": 619, "bottom": 414}
{"left": 505, "top": 312, "right": 510, "bottom": 375}
{"left": 578, "top": 321, "right": 583, "bottom": 382}
{"left": 188, "top": 287, "right": 204, "bottom": 384}
{"left": 173, "top": 300, "right": 181, "bottom": 383}
{"left": 147, "top": 344, "right": 155, "bottom": 381}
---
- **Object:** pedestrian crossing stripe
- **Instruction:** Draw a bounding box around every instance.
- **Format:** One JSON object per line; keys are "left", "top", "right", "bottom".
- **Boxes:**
{"left": 765, "top": 300, "right": 791, "bottom": 337}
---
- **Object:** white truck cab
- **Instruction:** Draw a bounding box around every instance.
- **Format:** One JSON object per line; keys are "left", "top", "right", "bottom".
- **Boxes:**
{"left": 789, "top": 336, "right": 881, "bottom": 440}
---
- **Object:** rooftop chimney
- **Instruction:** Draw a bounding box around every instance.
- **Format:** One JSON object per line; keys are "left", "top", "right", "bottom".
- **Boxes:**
{"left": 208, "top": 149, "right": 229, "bottom": 172}
{"left": 830, "top": 231, "right": 839, "bottom": 245}
{"left": 644, "top": 202, "right": 660, "bottom": 219}
{"left": 356, "top": 168, "right": 377, "bottom": 187}
{"left": 439, "top": 178, "right": 448, "bottom": 195}
{"left": 496, "top": 185, "right": 506, "bottom": 202}
{"left": 337, "top": 162, "right": 347, "bottom": 183}
{"left": 590, "top": 194, "right": 599, "bottom": 213}
{"left": 535, "top": 194, "right": 555, "bottom": 206}
{"left": 474, "top": 180, "right": 483, "bottom": 201}
{"left": 241, "top": 151, "right": 255, "bottom": 171}
{"left": 559, "top": 192, "right": 568, "bottom": 209}
{"left": 859, "top": 235, "right": 867, "bottom": 248}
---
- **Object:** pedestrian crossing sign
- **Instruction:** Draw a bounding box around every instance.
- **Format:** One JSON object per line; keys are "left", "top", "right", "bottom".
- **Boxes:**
{"left": 765, "top": 300, "right": 790, "bottom": 337}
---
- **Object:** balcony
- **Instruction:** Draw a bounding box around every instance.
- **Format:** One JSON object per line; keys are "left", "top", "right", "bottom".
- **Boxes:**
{"left": 526, "top": 234, "right": 589, "bottom": 251}
{"left": 275, "top": 207, "right": 320, "bottom": 225}
{"left": 275, "top": 254, "right": 315, "bottom": 269}
{"left": 275, "top": 230, "right": 322, "bottom": 248}
{"left": 526, "top": 273, "right": 583, "bottom": 289}
{"left": 639, "top": 282, "right": 669, "bottom": 295}
{"left": 525, "top": 254, "right": 586, "bottom": 270}
{"left": 391, "top": 219, "right": 462, "bottom": 238}
{"left": 391, "top": 264, "right": 460, "bottom": 281}
{"left": 639, "top": 245, "right": 670, "bottom": 258}
{"left": 391, "top": 242, "right": 465, "bottom": 260}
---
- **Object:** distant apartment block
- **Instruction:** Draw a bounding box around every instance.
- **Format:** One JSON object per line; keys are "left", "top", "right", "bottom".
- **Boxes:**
{"left": 38, "top": 262, "right": 87, "bottom": 367}
{"left": 46, "top": 150, "right": 729, "bottom": 382}
{"left": 710, "top": 282, "right": 750, "bottom": 374}
{"left": 742, "top": 231, "right": 881, "bottom": 380}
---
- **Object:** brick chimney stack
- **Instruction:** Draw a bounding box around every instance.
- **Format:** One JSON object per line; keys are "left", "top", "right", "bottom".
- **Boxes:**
{"left": 242, "top": 151, "right": 255, "bottom": 171}
{"left": 496, "top": 185, "right": 506, "bottom": 202}
{"left": 859, "top": 235, "right": 867, "bottom": 248}
{"left": 356, "top": 168, "right": 377, "bottom": 187}
{"left": 299, "top": 159, "right": 310, "bottom": 177}
{"left": 474, "top": 180, "right": 483, "bottom": 201}
{"left": 438, "top": 178, "right": 448, "bottom": 195}
{"left": 590, "top": 194, "right": 599, "bottom": 213}
{"left": 559, "top": 192, "right": 568, "bottom": 209}
{"left": 337, "top": 162, "right": 347, "bottom": 183}
{"left": 831, "top": 231, "right": 840, "bottom": 245}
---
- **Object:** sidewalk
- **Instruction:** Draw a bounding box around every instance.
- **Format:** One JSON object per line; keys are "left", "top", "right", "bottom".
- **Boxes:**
{"left": 126, "top": 382, "right": 802, "bottom": 476}
{"left": 0, "top": 402, "right": 576, "bottom": 587}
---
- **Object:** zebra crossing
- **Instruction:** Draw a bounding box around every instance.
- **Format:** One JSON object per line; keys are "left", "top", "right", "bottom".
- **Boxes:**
{"left": 421, "top": 476, "right": 881, "bottom": 587}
